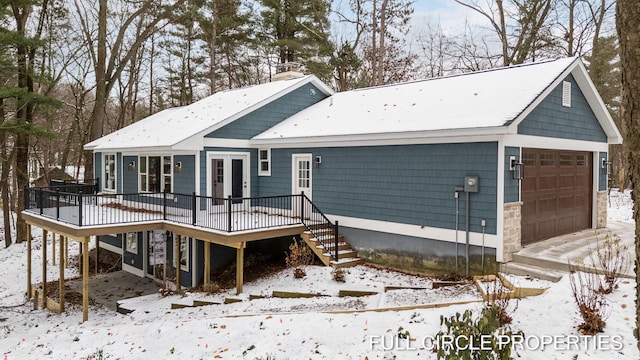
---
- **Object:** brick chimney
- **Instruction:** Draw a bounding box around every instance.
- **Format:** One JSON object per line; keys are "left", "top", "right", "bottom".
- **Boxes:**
{"left": 273, "top": 62, "right": 304, "bottom": 81}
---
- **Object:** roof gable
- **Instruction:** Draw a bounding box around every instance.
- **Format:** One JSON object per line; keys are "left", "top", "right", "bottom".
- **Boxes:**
{"left": 205, "top": 83, "right": 329, "bottom": 140}
{"left": 84, "top": 76, "right": 333, "bottom": 152}
{"left": 517, "top": 74, "right": 607, "bottom": 142}
{"left": 253, "top": 58, "right": 622, "bottom": 145}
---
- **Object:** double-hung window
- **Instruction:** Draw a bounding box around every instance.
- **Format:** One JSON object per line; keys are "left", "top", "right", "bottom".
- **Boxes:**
{"left": 139, "top": 155, "right": 172, "bottom": 193}
{"left": 258, "top": 149, "right": 271, "bottom": 176}
{"left": 103, "top": 153, "right": 116, "bottom": 192}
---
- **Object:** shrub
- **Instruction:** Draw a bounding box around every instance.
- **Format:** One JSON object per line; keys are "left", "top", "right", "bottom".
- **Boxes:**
{"left": 285, "top": 238, "right": 313, "bottom": 278}
{"left": 435, "top": 304, "right": 521, "bottom": 359}
{"left": 590, "top": 231, "right": 630, "bottom": 294}
{"left": 569, "top": 270, "right": 608, "bottom": 334}
{"left": 482, "top": 278, "right": 518, "bottom": 327}
{"left": 332, "top": 268, "right": 346, "bottom": 282}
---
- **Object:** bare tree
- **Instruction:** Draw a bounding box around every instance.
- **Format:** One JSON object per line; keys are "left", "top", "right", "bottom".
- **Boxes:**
{"left": 73, "top": 0, "right": 187, "bottom": 180}
{"left": 454, "top": 0, "right": 555, "bottom": 66}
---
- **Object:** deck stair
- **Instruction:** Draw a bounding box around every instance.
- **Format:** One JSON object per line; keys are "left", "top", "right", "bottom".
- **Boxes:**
{"left": 300, "top": 226, "right": 363, "bottom": 268}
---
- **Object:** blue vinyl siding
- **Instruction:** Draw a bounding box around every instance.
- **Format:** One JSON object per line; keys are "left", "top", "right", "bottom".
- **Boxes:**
{"left": 174, "top": 155, "right": 196, "bottom": 194}
{"left": 518, "top": 74, "right": 607, "bottom": 142}
{"left": 205, "top": 84, "right": 327, "bottom": 139}
{"left": 122, "top": 156, "right": 138, "bottom": 193}
{"left": 100, "top": 233, "right": 121, "bottom": 249}
{"left": 504, "top": 147, "right": 520, "bottom": 203}
{"left": 259, "top": 142, "right": 499, "bottom": 235}
{"left": 94, "top": 152, "right": 102, "bottom": 192}
{"left": 599, "top": 152, "right": 608, "bottom": 191}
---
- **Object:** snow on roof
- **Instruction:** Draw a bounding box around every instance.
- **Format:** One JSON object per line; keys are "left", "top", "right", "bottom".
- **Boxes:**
{"left": 253, "top": 58, "right": 579, "bottom": 142}
{"left": 85, "top": 75, "right": 331, "bottom": 151}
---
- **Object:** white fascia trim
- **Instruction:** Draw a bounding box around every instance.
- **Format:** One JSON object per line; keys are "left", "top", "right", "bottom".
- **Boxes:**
{"left": 122, "top": 263, "right": 145, "bottom": 277}
{"left": 251, "top": 129, "right": 507, "bottom": 148}
{"left": 121, "top": 150, "right": 197, "bottom": 156}
{"left": 328, "top": 214, "right": 498, "bottom": 249}
{"left": 501, "top": 134, "right": 609, "bottom": 152}
{"left": 98, "top": 241, "right": 122, "bottom": 255}
{"left": 202, "top": 138, "right": 253, "bottom": 149}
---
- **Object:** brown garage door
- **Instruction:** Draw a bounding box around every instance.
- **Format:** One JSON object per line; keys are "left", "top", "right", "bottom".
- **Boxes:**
{"left": 521, "top": 148, "right": 592, "bottom": 245}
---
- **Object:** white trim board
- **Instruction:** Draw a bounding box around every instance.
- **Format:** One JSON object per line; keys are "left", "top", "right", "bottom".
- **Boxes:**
{"left": 122, "top": 263, "right": 145, "bottom": 278}
{"left": 502, "top": 135, "right": 609, "bottom": 152}
{"left": 98, "top": 241, "right": 122, "bottom": 255}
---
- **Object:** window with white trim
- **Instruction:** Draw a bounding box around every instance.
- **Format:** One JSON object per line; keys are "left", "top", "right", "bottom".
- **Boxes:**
{"left": 258, "top": 149, "right": 271, "bottom": 176}
{"left": 139, "top": 155, "right": 172, "bottom": 193}
{"left": 174, "top": 235, "right": 189, "bottom": 271}
{"left": 562, "top": 81, "right": 571, "bottom": 107}
{"left": 125, "top": 232, "right": 138, "bottom": 254}
{"left": 103, "top": 153, "right": 116, "bottom": 192}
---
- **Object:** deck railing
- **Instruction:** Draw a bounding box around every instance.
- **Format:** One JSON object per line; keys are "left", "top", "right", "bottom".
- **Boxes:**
{"left": 25, "top": 187, "right": 341, "bottom": 261}
{"left": 25, "top": 188, "right": 309, "bottom": 233}
{"left": 300, "top": 193, "right": 339, "bottom": 261}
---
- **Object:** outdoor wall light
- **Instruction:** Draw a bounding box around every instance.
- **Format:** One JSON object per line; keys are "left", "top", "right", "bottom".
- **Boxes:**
{"left": 128, "top": 161, "right": 135, "bottom": 171}
{"left": 510, "top": 156, "right": 523, "bottom": 180}
{"left": 602, "top": 159, "right": 612, "bottom": 174}
{"left": 314, "top": 155, "right": 322, "bottom": 168}
{"left": 175, "top": 161, "right": 182, "bottom": 173}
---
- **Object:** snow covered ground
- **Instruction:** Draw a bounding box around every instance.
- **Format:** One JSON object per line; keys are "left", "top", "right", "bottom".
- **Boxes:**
{"left": 0, "top": 189, "right": 638, "bottom": 359}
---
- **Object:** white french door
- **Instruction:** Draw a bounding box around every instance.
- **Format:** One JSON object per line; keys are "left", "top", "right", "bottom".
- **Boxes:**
{"left": 207, "top": 152, "right": 249, "bottom": 209}
{"left": 145, "top": 230, "right": 166, "bottom": 282}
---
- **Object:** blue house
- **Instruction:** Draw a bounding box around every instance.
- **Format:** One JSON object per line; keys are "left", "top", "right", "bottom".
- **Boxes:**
{"left": 24, "top": 57, "right": 621, "bottom": 305}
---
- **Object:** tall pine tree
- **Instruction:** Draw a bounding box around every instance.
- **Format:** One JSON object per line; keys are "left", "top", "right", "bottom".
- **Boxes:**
{"left": 259, "top": 0, "right": 333, "bottom": 79}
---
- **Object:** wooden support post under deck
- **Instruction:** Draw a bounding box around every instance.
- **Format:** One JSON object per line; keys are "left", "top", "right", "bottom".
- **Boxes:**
{"left": 204, "top": 241, "right": 211, "bottom": 289}
{"left": 79, "top": 242, "right": 82, "bottom": 274}
{"left": 42, "top": 229, "right": 48, "bottom": 305}
{"left": 52, "top": 233, "right": 56, "bottom": 266}
{"left": 175, "top": 234, "right": 181, "bottom": 293}
{"left": 236, "top": 243, "right": 244, "bottom": 295}
{"left": 59, "top": 232, "right": 65, "bottom": 312}
{"left": 94, "top": 236, "right": 99, "bottom": 274}
{"left": 63, "top": 236, "right": 68, "bottom": 268}
{"left": 26, "top": 224, "right": 32, "bottom": 299}
{"left": 82, "top": 237, "right": 89, "bottom": 322}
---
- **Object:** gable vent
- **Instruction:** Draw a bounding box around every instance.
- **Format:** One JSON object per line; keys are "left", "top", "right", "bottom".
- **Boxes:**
{"left": 562, "top": 81, "right": 571, "bottom": 107}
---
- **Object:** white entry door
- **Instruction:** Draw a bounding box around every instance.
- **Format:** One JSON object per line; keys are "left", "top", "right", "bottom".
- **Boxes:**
{"left": 207, "top": 152, "right": 249, "bottom": 208}
{"left": 292, "top": 154, "right": 312, "bottom": 217}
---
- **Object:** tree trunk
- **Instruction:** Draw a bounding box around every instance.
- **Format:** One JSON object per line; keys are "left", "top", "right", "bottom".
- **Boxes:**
{"left": 615, "top": 0, "right": 640, "bottom": 350}
{"left": 12, "top": 4, "right": 34, "bottom": 244}
{"left": 377, "top": 0, "right": 388, "bottom": 86}
{"left": 209, "top": 0, "right": 217, "bottom": 94}
{"left": 0, "top": 99, "right": 11, "bottom": 248}
{"left": 85, "top": 0, "right": 108, "bottom": 182}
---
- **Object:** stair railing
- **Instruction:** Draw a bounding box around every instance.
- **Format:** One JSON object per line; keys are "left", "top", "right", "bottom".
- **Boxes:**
{"left": 299, "top": 192, "right": 339, "bottom": 262}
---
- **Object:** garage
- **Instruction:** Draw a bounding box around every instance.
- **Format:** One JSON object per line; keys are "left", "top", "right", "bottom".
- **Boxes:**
{"left": 521, "top": 148, "right": 593, "bottom": 245}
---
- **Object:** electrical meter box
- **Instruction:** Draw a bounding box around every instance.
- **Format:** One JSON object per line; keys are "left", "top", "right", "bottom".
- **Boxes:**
{"left": 464, "top": 176, "right": 479, "bottom": 193}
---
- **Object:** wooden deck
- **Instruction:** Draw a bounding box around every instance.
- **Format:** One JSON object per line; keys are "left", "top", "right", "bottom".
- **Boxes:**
{"left": 22, "top": 207, "right": 308, "bottom": 323}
